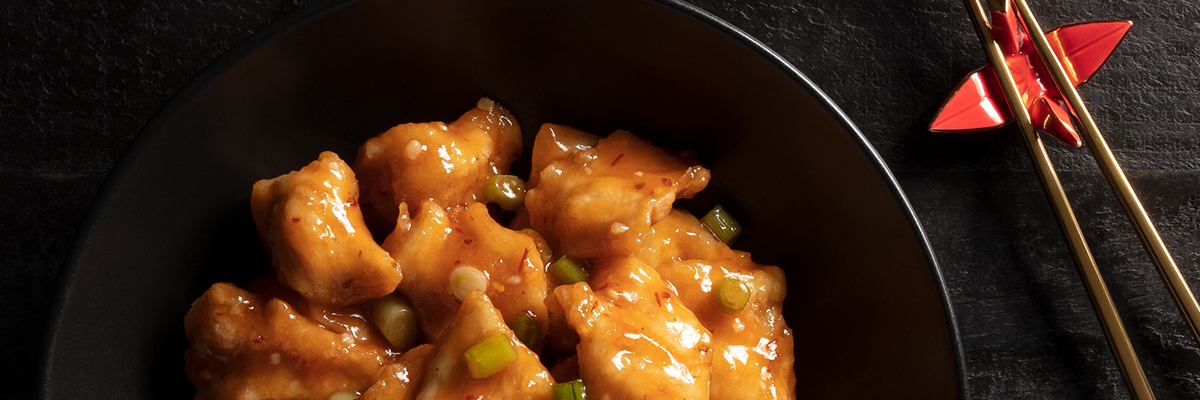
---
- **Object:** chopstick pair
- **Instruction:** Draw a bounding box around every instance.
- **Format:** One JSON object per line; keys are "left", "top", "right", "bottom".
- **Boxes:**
{"left": 951, "top": 0, "right": 1200, "bottom": 398}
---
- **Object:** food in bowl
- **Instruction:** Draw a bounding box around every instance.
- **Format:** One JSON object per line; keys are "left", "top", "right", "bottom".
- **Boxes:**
{"left": 182, "top": 99, "right": 795, "bottom": 399}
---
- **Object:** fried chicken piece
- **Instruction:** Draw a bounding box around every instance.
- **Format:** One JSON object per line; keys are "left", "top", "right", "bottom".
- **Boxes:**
{"left": 635, "top": 210, "right": 795, "bottom": 400}
{"left": 555, "top": 257, "right": 713, "bottom": 400}
{"left": 184, "top": 282, "right": 398, "bottom": 400}
{"left": 353, "top": 98, "right": 523, "bottom": 236}
{"left": 382, "top": 201, "right": 548, "bottom": 343}
{"left": 525, "top": 124, "right": 710, "bottom": 259}
{"left": 251, "top": 151, "right": 401, "bottom": 306}
{"left": 414, "top": 291, "right": 554, "bottom": 400}
{"left": 359, "top": 344, "right": 434, "bottom": 400}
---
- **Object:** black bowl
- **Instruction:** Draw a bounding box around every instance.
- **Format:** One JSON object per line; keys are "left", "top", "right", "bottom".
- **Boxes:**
{"left": 42, "top": 0, "right": 964, "bottom": 398}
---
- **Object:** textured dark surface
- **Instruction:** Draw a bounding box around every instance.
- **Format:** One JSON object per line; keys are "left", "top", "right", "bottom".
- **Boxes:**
{"left": 3, "top": 0, "right": 1197, "bottom": 399}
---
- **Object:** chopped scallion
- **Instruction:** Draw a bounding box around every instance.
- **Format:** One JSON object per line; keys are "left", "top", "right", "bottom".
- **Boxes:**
{"left": 553, "top": 379, "right": 587, "bottom": 400}
{"left": 701, "top": 205, "right": 742, "bottom": 244}
{"left": 371, "top": 292, "right": 419, "bottom": 351}
{"left": 715, "top": 277, "right": 752, "bottom": 313}
{"left": 549, "top": 255, "right": 588, "bottom": 285}
{"left": 463, "top": 333, "right": 518, "bottom": 379}
{"left": 449, "top": 266, "right": 489, "bottom": 301}
{"left": 484, "top": 174, "right": 527, "bottom": 211}
{"left": 510, "top": 313, "right": 541, "bottom": 349}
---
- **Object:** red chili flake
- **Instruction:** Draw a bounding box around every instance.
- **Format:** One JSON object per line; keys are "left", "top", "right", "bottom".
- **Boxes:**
{"left": 358, "top": 250, "right": 363, "bottom": 258}
{"left": 634, "top": 182, "right": 645, "bottom": 190}
{"left": 346, "top": 197, "right": 358, "bottom": 207}
{"left": 215, "top": 312, "right": 223, "bottom": 316}
{"left": 341, "top": 279, "right": 355, "bottom": 288}
{"left": 464, "top": 238, "right": 473, "bottom": 245}
{"left": 518, "top": 248, "right": 530, "bottom": 267}
{"left": 662, "top": 178, "right": 672, "bottom": 187}
{"left": 454, "top": 260, "right": 461, "bottom": 265}
{"left": 654, "top": 292, "right": 664, "bottom": 307}
{"left": 291, "top": 217, "right": 301, "bottom": 223}
{"left": 455, "top": 227, "right": 464, "bottom": 233}
{"left": 611, "top": 153, "right": 625, "bottom": 167}
{"left": 252, "top": 336, "right": 264, "bottom": 344}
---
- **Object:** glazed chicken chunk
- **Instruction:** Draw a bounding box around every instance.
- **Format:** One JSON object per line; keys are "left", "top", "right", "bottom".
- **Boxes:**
{"left": 382, "top": 201, "right": 549, "bottom": 342}
{"left": 525, "top": 124, "right": 710, "bottom": 259}
{"left": 184, "top": 282, "right": 398, "bottom": 400}
{"left": 555, "top": 256, "right": 714, "bottom": 400}
{"left": 353, "top": 98, "right": 523, "bottom": 236}
{"left": 414, "top": 291, "right": 554, "bottom": 400}
{"left": 636, "top": 210, "right": 796, "bottom": 400}
{"left": 251, "top": 151, "right": 401, "bottom": 306}
{"left": 359, "top": 344, "right": 434, "bottom": 400}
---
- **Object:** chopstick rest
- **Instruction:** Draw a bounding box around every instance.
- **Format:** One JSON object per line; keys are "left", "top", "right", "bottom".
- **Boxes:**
{"left": 929, "top": 7, "right": 1130, "bottom": 147}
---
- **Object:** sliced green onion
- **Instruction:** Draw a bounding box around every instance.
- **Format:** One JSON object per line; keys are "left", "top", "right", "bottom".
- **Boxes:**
{"left": 510, "top": 313, "right": 541, "bottom": 349}
{"left": 449, "top": 266, "right": 489, "bottom": 301}
{"left": 553, "top": 379, "right": 587, "bottom": 400}
{"left": 484, "top": 174, "right": 527, "bottom": 211}
{"left": 701, "top": 205, "right": 742, "bottom": 245}
{"left": 715, "top": 277, "right": 752, "bottom": 313}
{"left": 463, "top": 333, "right": 518, "bottom": 379}
{"left": 549, "top": 255, "right": 588, "bottom": 285}
{"left": 327, "top": 391, "right": 359, "bottom": 400}
{"left": 372, "top": 292, "right": 419, "bottom": 351}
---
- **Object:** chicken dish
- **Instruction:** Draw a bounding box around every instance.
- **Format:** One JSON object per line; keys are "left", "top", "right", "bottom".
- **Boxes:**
{"left": 183, "top": 99, "right": 795, "bottom": 400}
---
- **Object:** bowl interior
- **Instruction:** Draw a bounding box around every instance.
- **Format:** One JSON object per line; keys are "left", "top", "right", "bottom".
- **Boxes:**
{"left": 44, "top": 0, "right": 961, "bottom": 398}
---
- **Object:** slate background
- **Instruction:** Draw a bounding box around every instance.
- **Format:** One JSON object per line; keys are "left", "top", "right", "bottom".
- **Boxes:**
{"left": 3, "top": 0, "right": 1198, "bottom": 398}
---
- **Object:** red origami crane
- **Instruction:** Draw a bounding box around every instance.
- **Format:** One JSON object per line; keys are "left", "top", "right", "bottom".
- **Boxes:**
{"left": 929, "top": 0, "right": 1131, "bottom": 147}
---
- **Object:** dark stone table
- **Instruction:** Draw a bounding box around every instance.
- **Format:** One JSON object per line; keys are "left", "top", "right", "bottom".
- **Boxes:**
{"left": 4, "top": 0, "right": 1197, "bottom": 398}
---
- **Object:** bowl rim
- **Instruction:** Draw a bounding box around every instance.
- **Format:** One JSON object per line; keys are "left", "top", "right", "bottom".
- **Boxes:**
{"left": 40, "top": 0, "right": 967, "bottom": 397}
{"left": 655, "top": 3, "right": 967, "bottom": 396}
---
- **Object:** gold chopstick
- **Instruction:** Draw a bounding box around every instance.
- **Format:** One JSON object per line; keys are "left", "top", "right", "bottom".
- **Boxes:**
{"left": 1011, "top": 0, "right": 1200, "bottom": 348}
{"left": 959, "top": 0, "right": 1154, "bottom": 398}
